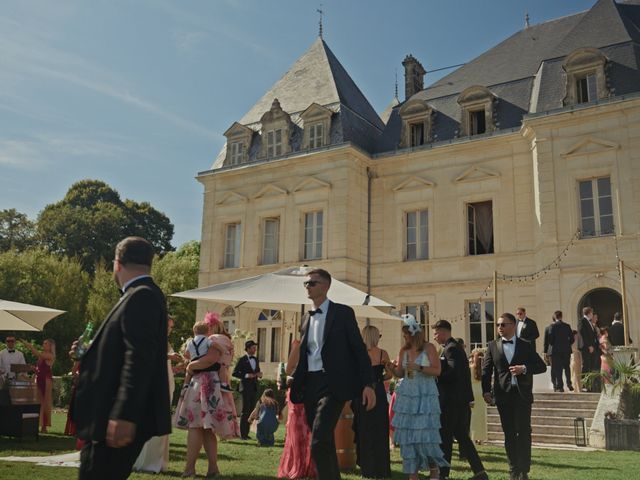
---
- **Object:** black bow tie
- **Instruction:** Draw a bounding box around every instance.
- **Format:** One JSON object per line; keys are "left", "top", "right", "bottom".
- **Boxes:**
{"left": 248, "top": 356, "right": 256, "bottom": 360}
{"left": 7, "top": 350, "right": 15, "bottom": 353}
{"left": 308, "top": 308, "right": 323, "bottom": 316}
{"left": 502, "top": 339, "right": 514, "bottom": 344}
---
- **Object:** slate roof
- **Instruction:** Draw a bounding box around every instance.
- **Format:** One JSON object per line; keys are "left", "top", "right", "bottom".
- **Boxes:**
{"left": 376, "top": 0, "right": 640, "bottom": 153}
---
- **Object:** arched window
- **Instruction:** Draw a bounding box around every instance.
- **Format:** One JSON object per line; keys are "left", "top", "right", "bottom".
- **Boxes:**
{"left": 457, "top": 86, "right": 495, "bottom": 137}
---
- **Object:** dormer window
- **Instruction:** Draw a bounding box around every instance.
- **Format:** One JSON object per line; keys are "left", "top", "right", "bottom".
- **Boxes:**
{"left": 266, "top": 129, "right": 283, "bottom": 157}
{"left": 301, "top": 103, "right": 332, "bottom": 150}
{"left": 260, "top": 99, "right": 293, "bottom": 159}
{"left": 223, "top": 122, "right": 254, "bottom": 166}
{"left": 457, "top": 86, "right": 495, "bottom": 137}
{"left": 563, "top": 48, "right": 608, "bottom": 106}
{"left": 398, "top": 99, "right": 433, "bottom": 148}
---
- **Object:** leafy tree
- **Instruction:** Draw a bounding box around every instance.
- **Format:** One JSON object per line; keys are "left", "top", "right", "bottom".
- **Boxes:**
{"left": 86, "top": 261, "right": 120, "bottom": 326}
{"left": 0, "top": 249, "right": 89, "bottom": 374}
{"left": 0, "top": 208, "right": 36, "bottom": 252}
{"left": 152, "top": 241, "right": 200, "bottom": 347}
{"left": 37, "top": 179, "right": 174, "bottom": 272}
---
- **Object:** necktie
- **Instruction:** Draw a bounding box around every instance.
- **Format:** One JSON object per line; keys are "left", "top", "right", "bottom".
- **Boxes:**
{"left": 249, "top": 356, "right": 256, "bottom": 360}
{"left": 309, "top": 308, "right": 323, "bottom": 316}
{"left": 502, "top": 339, "right": 514, "bottom": 344}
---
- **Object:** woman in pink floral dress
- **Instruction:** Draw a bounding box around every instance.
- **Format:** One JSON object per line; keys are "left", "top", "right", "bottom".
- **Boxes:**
{"left": 174, "top": 328, "right": 238, "bottom": 477}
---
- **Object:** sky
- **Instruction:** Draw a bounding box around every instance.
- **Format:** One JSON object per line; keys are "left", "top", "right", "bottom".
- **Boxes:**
{"left": 0, "top": 0, "right": 598, "bottom": 248}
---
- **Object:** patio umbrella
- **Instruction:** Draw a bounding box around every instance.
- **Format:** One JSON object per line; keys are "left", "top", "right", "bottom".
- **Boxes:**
{"left": 0, "top": 299, "right": 65, "bottom": 331}
{"left": 172, "top": 265, "right": 399, "bottom": 321}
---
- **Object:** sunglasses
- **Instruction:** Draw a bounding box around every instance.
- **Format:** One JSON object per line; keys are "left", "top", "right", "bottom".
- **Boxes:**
{"left": 496, "top": 322, "right": 514, "bottom": 327}
{"left": 303, "top": 280, "right": 323, "bottom": 287}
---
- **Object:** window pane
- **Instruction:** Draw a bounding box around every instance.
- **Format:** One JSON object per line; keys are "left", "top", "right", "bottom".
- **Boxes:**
{"left": 470, "top": 324, "right": 481, "bottom": 345}
{"left": 600, "top": 215, "right": 614, "bottom": 235}
{"left": 271, "top": 328, "right": 281, "bottom": 362}
{"left": 587, "top": 74, "right": 597, "bottom": 101}
{"left": 597, "top": 177, "right": 611, "bottom": 196}
{"left": 407, "top": 226, "right": 416, "bottom": 243}
{"left": 579, "top": 180, "right": 593, "bottom": 199}
{"left": 468, "top": 302, "right": 481, "bottom": 323}
{"left": 407, "top": 211, "right": 416, "bottom": 228}
{"left": 257, "top": 328, "right": 266, "bottom": 363}
{"left": 581, "top": 199, "right": 594, "bottom": 218}
{"left": 407, "top": 244, "right": 417, "bottom": 260}
{"left": 598, "top": 196, "right": 612, "bottom": 216}
{"left": 581, "top": 218, "right": 596, "bottom": 237}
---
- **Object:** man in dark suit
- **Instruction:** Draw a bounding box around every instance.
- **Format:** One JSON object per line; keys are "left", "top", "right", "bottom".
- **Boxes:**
{"left": 73, "top": 237, "right": 170, "bottom": 480}
{"left": 609, "top": 312, "right": 631, "bottom": 347}
{"left": 543, "top": 311, "right": 574, "bottom": 392}
{"left": 290, "top": 268, "right": 375, "bottom": 480}
{"left": 515, "top": 307, "right": 539, "bottom": 352}
{"left": 482, "top": 312, "right": 547, "bottom": 480}
{"left": 433, "top": 320, "right": 489, "bottom": 480}
{"left": 232, "top": 340, "right": 262, "bottom": 440}
{"left": 578, "top": 306, "right": 600, "bottom": 391}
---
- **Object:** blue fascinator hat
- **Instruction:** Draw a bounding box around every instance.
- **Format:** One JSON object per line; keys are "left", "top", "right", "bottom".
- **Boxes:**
{"left": 401, "top": 313, "right": 422, "bottom": 336}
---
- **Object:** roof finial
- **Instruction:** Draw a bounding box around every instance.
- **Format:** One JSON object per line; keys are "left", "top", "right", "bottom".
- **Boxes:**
{"left": 394, "top": 68, "right": 399, "bottom": 100}
{"left": 525, "top": 12, "right": 530, "bottom": 29}
{"left": 317, "top": 5, "right": 324, "bottom": 39}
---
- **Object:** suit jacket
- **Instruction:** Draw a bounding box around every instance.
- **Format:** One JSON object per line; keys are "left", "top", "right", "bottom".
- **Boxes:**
{"left": 74, "top": 277, "right": 170, "bottom": 442}
{"left": 518, "top": 317, "right": 540, "bottom": 350}
{"left": 290, "top": 301, "right": 373, "bottom": 404}
{"left": 608, "top": 322, "right": 631, "bottom": 347}
{"left": 481, "top": 337, "right": 546, "bottom": 404}
{"left": 232, "top": 354, "right": 261, "bottom": 393}
{"left": 545, "top": 320, "right": 574, "bottom": 356}
{"left": 578, "top": 316, "right": 599, "bottom": 353}
{"left": 437, "top": 337, "right": 474, "bottom": 408}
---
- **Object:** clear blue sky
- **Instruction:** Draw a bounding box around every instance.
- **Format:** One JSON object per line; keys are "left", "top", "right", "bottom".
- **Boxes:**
{"left": 0, "top": 0, "right": 597, "bottom": 247}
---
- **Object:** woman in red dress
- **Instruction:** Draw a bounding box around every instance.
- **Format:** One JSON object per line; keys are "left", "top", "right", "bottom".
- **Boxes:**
{"left": 23, "top": 339, "right": 55, "bottom": 433}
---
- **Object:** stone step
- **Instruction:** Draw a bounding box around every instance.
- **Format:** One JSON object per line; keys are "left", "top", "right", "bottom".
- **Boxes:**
{"left": 534, "top": 392, "right": 600, "bottom": 401}
{"left": 533, "top": 399, "right": 600, "bottom": 409}
{"left": 487, "top": 422, "right": 589, "bottom": 435}
{"left": 488, "top": 431, "right": 581, "bottom": 445}
{"left": 487, "top": 414, "right": 593, "bottom": 428}
{"left": 488, "top": 406, "right": 597, "bottom": 418}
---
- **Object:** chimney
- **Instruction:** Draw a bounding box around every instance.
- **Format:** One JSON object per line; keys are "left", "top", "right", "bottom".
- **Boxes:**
{"left": 402, "top": 54, "right": 426, "bottom": 100}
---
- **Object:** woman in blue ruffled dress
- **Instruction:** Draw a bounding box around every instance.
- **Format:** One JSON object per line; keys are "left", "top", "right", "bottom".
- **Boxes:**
{"left": 389, "top": 314, "right": 448, "bottom": 480}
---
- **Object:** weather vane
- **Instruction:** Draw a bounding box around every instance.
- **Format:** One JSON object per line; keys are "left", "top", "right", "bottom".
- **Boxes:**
{"left": 317, "top": 5, "right": 324, "bottom": 39}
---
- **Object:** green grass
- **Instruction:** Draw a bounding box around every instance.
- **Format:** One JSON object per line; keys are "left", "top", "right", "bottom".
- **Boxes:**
{"left": 0, "top": 412, "right": 638, "bottom": 479}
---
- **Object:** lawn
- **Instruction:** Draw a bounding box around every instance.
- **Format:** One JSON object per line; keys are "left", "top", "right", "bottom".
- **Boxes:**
{"left": 0, "top": 412, "right": 638, "bottom": 479}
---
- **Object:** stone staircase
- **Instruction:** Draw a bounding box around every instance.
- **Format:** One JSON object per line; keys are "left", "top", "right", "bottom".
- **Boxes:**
{"left": 487, "top": 392, "right": 600, "bottom": 446}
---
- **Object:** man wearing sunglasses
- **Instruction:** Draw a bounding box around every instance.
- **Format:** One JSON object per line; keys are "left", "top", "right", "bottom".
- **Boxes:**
{"left": 481, "top": 313, "right": 546, "bottom": 480}
{"left": 290, "top": 268, "right": 375, "bottom": 480}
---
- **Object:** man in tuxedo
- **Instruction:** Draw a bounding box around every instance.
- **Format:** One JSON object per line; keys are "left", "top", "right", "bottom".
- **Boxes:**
{"left": 232, "top": 340, "right": 262, "bottom": 440}
{"left": 433, "top": 320, "right": 489, "bottom": 480}
{"left": 543, "top": 311, "right": 574, "bottom": 392}
{"left": 290, "top": 268, "right": 375, "bottom": 480}
{"left": 0, "top": 336, "right": 26, "bottom": 378}
{"left": 515, "top": 307, "right": 539, "bottom": 351}
{"left": 609, "top": 312, "right": 631, "bottom": 347}
{"left": 482, "top": 313, "right": 546, "bottom": 480}
{"left": 578, "top": 306, "right": 600, "bottom": 391}
{"left": 73, "top": 237, "right": 170, "bottom": 480}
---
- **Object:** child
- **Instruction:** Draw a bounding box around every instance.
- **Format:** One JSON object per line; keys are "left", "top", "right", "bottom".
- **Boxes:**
{"left": 250, "top": 388, "right": 280, "bottom": 447}
{"left": 182, "top": 320, "right": 215, "bottom": 386}
{"left": 204, "top": 312, "right": 234, "bottom": 392}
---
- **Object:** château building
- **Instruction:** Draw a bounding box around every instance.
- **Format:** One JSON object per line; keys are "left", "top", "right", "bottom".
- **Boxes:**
{"left": 195, "top": 0, "right": 640, "bottom": 374}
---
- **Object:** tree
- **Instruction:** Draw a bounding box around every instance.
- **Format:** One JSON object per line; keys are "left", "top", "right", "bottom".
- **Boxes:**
{"left": 152, "top": 241, "right": 200, "bottom": 347}
{"left": 86, "top": 261, "right": 120, "bottom": 326}
{"left": 0, "top": 249, "right": 90, "bottom": 374}
{"left": 37, "top": 179, "right": 174, "bottom": 272}
{"left": 0, "top": 208, "right": 36, "bottom": 252}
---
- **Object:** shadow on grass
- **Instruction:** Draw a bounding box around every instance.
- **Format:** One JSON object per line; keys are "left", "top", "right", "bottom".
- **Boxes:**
{"left": 0, "top": 433, "right": 75, "bottom": 454}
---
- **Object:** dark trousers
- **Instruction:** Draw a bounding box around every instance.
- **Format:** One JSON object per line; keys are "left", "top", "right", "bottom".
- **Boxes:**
{"left": 581, "top": 348, "right": 601, "bottom": 392}
{"left": 496, "top": 391, "right": 532, "bottom": 475}
{"left": 241, "top": 385, "right": 257, "bottom": 438}
{"left": 440, "top": 404, "right": 485, "bottom": 478}
{"left": 79, "top": 436, "right": 147, "bottom": 480}
{"left": 550, "top": 353, "right": 572, "bottom": 390}
{"left": 303, "top": 371, "right": 345, "bottom": 480}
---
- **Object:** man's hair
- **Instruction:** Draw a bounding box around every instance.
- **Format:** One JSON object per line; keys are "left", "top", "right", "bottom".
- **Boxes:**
{"left": 307, "top": 268, "right": 332, "bottom": 285}
{"left": 614, "top": 312, "right": 622, "bottom": 321}
{"left": 115, "top": 237, "right": 154, "bottom": 267}
{"left": 5, "top": 336, "right": 15, "bottom": 341}
{"left": 516, "top": 307, "right": 526, "bottom": 314}
{"left": 553, "top": 310, "right": 563, "bottom": 320}
{"left": 361, "top": 325, "right": 380, "bottom": 349}
{"left": 582, "top": 306, "right": 593, "bottom": 316}
{"left": 500, "top": 312, "right": 517, "bottom": 324}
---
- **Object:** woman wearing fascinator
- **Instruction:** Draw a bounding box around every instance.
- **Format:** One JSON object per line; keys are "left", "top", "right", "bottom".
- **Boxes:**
{"left": 388, "top": 314, "right": 448, "bottom": 480}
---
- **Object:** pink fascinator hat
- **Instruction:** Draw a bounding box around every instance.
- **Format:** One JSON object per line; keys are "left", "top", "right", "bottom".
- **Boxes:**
{"left": 204, "top": 311, "right": 220, "bottom": 327}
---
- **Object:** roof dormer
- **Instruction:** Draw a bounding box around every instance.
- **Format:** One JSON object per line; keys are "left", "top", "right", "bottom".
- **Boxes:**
{"left": 260, "top": 99, "right": 293, "bottom": 159}
{"left": 398, "top": 98, "right": 434, "bottom": 148}
{"left": 300, "top": 103, "right": 332, "bottom": 150}
{"left": 562, "top": 48, "right": 609, "bottom": 106}
{"left": 223, "top": 122, "right": 254, "bottom": 166}
{"left": 457, "top": 85, "right": 496, "bottom": 137}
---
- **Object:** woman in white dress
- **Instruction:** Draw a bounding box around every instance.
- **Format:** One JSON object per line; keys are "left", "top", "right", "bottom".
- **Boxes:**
{"left": 134, "top": 315, "right": 180, "bottom": 473}
{"left": 468, "top": 349, "right": 487, "bottom": 443}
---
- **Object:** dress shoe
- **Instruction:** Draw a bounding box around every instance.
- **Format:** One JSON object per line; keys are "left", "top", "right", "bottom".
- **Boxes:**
{"left": 568, "top": 385, "right": 574, "bottom": 391}
{"left": 471, "top": 471, "right": 489, "bottom": 480}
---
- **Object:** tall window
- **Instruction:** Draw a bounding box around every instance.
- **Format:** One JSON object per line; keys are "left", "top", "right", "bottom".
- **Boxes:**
{"left": 229, "top": 142, "right": 243, "bottom": 165}
{"left": 267, "top": 129, "right": 283, "bottom": 157}
{"left": 270, "top": 327, "right": 281, "bottom": 362}
{"left": 410, "top": 122, "right": 425, "bottom": 146}
{"left": 469, "top": 109, "right": 486, "bottom": 135}
{"left": 256, "top": 328, "right": 266, "bottom": 363}
{"left": 579, "top": 177, "right": 614, "bottom": 237}
{"left": 406, "top": 210, "right": 428, "bottom": 260}
{"left": 221, "top": 306, "right": 235, "bottom": 336}
{"left": 304, "top": 211, "right": 323, "bottom": 260}
{"left": 224, "top": 222, "right": 241, "bottom": 268}
{"left": 402, "top": 304, "right": 429, "bottom": 331}
{"left": 309, "top": 123, "right": 323, "bottom": 149}
{"left": 467, "top": 300, "right": 495, "bottom": 350}
{"left": 262, "top": 218, "right": 279, "bottom": 265}
{"left": 576, "top": 73, "right": 597, "bottom": 104}
{"left": 467, "top": 201, "right": 493, "bottom": 255}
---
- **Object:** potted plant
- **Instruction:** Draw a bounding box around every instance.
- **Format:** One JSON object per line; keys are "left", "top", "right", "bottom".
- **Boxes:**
{"left": 584, "top": 357, "right": 640, "bottom": 451}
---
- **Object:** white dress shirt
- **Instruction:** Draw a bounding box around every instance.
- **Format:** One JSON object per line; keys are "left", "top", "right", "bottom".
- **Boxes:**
{"left": 306, "top": 298, "right": 330, "bottom": 372}
{"left": 517, "top": 320, "right": 524, "bottom": 338}
{"left": 0, "top": 348, "right": 26, "bottom": 376}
